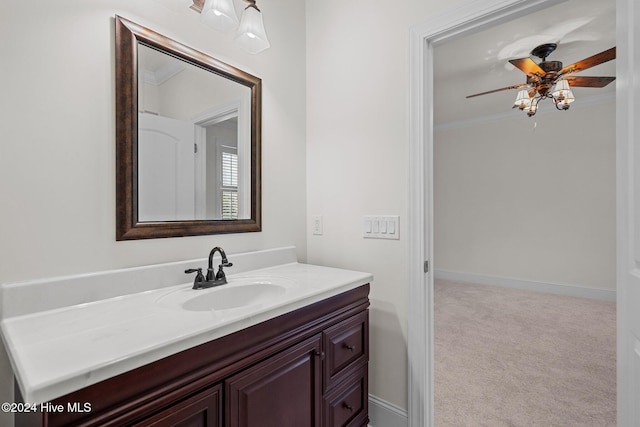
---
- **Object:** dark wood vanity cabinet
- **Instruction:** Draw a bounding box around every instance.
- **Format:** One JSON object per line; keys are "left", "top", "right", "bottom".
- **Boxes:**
{"left": 16, "top": 285, "right": 369, "bottom": 427}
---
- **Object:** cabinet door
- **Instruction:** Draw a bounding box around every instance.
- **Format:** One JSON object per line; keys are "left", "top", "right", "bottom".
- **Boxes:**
{"left": 133, "top": 384, "right": 222, "bottom": 427}
{"left": 226, "top": 335, "right": 323, "bottom": 427}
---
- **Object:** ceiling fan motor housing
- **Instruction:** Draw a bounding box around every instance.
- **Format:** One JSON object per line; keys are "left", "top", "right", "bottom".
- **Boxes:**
{"left": 526, "top": 60, "right": 563, "bottom": 96}
{"left": 540, "top": 61, "right": 563, "bottom": 73}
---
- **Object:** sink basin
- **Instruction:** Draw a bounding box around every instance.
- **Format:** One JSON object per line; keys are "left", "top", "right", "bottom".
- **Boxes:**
{"left": 183, "top": 283, "right": 286, "bottom": 311}
{"left": 155, "top": 276, "right": 297, "bottom": 313}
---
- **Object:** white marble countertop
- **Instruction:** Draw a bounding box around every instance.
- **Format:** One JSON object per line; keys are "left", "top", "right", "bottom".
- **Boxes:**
{"left": 1, "top": 259, "right": 372, "bottom": 404}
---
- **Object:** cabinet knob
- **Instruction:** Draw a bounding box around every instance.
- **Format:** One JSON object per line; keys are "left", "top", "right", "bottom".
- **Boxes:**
{"left": 314, "top": 350, "right": 325, "bottom": 359}
{"left": 342, "top": 402, "right": 353, "bottom": 411}
{"left": 343, "top": 343, "right": 355, "bottom": 351}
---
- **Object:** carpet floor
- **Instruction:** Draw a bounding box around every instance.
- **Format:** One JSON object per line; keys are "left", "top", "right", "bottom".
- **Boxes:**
{"left": 434, "top": 279, "right": 616, "bottom": 427}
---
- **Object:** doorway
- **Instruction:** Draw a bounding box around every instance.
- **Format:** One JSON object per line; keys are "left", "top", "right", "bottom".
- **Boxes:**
{"left": 407, "top": 0, "right": 638, "bottom": 425}
{"left": 431, "top": 1, "right": 616, "bottom": 419}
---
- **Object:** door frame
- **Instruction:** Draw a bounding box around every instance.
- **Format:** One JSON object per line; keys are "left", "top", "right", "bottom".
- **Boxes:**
{"left": 407, "top": 0, "right": 634, "bottom": 425}
{"left": 192, "top": 98, "right": 251, "bottom": 220}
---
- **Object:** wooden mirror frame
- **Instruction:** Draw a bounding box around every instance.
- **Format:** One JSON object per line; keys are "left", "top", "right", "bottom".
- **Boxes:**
{"left": 115, "top": 16, "right": 261, "bottom": 240}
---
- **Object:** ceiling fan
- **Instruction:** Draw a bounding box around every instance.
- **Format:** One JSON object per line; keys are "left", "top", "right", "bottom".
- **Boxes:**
{"left": 466, "top": 43, "right": 616, "bottom": 116}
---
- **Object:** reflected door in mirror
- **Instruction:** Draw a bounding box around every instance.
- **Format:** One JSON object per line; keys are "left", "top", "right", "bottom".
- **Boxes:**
{"left": 138, "top": 114, "right": 195, "bottom": 221}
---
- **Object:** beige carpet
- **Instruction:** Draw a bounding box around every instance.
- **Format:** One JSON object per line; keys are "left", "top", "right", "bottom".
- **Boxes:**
{"left": 434, "top": 279, "right": 616, "bottom": 426}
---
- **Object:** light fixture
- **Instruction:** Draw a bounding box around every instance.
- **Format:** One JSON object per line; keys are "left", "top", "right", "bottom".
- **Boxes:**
{"left": 513, "top": 89, "right": 532, "bottom": 110}
{"left": 235, "top": 1, "right": 270, "bottom": 54}
{"left": 200, "top": 0, "right": 239, "bottom": 33}
{"left": 196, "top": 0, "right": 270, "bottom": 54}
{"left": 511, "top": 80, "right": 576, "bottom": 117}
{"left": 467, "top": 44, "right": 617, "bottom": 118}
{"left": 507, "top": 44, "right": 612, "bottom": 117}
{"left": 551, "top": 79, "right": 575, "bottom": 110}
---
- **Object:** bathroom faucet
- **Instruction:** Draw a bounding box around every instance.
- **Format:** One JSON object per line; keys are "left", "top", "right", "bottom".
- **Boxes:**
{"left": 185, "top": 246, "right": 233, "bottom": 290}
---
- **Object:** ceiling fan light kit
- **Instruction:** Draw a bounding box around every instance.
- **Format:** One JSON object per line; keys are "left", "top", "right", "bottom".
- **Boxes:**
{"left": 469, "top": 43, "right": 615, "bottom": 117}
{"left": 514, "top": 78, "right": 575, "bottom": 117}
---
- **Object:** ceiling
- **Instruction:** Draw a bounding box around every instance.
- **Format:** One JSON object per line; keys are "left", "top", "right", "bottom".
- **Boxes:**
{"left": 433, "top": 0, "right": 616, "bottom": 126}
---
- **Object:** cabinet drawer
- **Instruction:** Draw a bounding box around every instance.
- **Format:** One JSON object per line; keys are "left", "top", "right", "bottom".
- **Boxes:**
{"left": 323, "top": 366, "right": 368, "bottom": 427}
{"left": 324, "top": 311, "right": 368, "bottom": 388}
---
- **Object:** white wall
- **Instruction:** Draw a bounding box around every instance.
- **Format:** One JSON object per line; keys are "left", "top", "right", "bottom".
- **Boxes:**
{"left": 305, "top": 0, "right": 460, "bottom": 411}
{"left": 0, "top": 0, "right": 306, "bottom": 425}
{"left": 434, "top": 98, "right": 616, "bottom": 290}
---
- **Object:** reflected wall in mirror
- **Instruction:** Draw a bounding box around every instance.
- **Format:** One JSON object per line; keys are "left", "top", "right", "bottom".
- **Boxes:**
{"left": 116, "top": 16, "right": 261, "bottom": 240}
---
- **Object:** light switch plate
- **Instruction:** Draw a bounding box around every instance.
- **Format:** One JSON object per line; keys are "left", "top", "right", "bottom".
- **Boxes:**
{"left": 312, "top": 215, "right": 323, "bottom": 235}
{"left": 363, "top": 215, "right": 399, "bottom": 240}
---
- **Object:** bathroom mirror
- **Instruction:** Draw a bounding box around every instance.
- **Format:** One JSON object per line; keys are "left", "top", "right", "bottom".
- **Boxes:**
{"left": 115, "top": 16, "right": 261, "bottom": 240}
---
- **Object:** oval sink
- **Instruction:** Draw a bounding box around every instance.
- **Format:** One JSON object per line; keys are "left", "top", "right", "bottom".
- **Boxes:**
{"left": 183, "top": 283, "right": 286, "bottom": 311}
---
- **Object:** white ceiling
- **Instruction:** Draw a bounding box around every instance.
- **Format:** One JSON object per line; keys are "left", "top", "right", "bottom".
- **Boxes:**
{"left": 433, "top": 0, "right": 616, "bottom": 126}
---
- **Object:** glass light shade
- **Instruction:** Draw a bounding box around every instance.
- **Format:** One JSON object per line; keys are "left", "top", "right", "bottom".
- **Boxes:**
{"left": 201, "top": 0, "right": 239, "bottom": 33}
{"left": 555, "top": 91, "right": 574, "bottom": 110}
{"left": 514, "top": 89, "right": 532, "bottom": 110}
{"left": 235, "top": 6, "right": 270, "bottom": 54}
{"left": 552, "top": 79, "right": 575, "bottom": 104}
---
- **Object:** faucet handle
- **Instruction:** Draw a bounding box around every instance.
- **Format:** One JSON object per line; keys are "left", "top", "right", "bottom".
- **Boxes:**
{"left": 185, "top": 268, "right": 206, "bottom": 288}
{"left": 215, "top": 261, "right": 232, "bottom": 282}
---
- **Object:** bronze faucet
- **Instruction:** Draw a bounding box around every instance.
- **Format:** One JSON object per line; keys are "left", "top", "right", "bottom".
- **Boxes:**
{"left": 185, "top": 247, "right": 233, "bottom": 289}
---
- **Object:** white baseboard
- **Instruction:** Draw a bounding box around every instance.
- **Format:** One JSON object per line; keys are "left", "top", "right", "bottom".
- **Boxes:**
{"left": 435, "top": 270, "right": 616, "bottom": 302}
{"left": 368, "top": 394, "right": 408, "bottom": 427}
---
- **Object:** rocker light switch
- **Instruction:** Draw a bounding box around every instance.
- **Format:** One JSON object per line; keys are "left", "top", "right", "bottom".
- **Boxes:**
{"left": 363, "top": 215, "right": 399, "bottom": 240}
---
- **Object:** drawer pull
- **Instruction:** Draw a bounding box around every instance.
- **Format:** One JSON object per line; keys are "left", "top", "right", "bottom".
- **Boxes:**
{"left": 342, "top": 402, "right": 353, "bottom": 411}
{"left": 343, "top": 343, "right": 355, "bottom": 351}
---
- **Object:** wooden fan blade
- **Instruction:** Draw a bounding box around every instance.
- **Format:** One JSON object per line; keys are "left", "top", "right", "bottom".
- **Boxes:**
{"left": 466, "top": 84, "right": 526, "bottom": 98}
{"left": 559, "top": 47, "right": 616, "bottom": 75}
{"left": 509, "top": 57, "right": 546, "bottom": 76}
{"left": 564, "top": 76, "right": 616, "bottom": 88}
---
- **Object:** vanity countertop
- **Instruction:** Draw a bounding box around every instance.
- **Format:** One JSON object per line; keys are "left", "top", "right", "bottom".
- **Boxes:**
{"left": 0, "top": 261, "right": 372, "bottom": 404}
